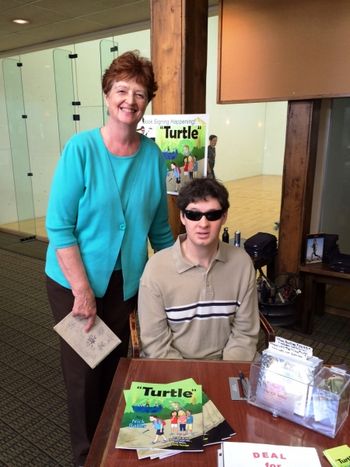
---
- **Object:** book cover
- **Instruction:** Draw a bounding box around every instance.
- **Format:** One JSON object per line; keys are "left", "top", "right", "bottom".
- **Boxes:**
{"left": 53, "top": 312, "right": 121, "bottom": 369}
{"left": 115, "top": 378, "right": 204, "bottom": 452}
{"left": 134, "top": 389, "right": 235, "bottom": 459}
{"left": 138, "top": 114, "right": 209, "bottom": 195}
{"left": 323, "top": 444, "right": 350, "bottom": 467}
{"left": 219, "top": 442, "right": 322, "bottom": 467}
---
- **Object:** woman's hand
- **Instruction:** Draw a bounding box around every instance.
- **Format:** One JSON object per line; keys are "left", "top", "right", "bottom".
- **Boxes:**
{"left": 55, "top": 245, "right": 97, "bottom": 332}
{"left": 72, "top": 286, "right": 97, "bottom": 332}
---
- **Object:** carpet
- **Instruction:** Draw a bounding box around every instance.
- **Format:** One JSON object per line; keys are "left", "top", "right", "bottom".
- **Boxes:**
{"left": 0, "top": 230, "right": 47, "bottom": 261}
{"left": 1, "top": 245, "right": 350, "bottom": 466}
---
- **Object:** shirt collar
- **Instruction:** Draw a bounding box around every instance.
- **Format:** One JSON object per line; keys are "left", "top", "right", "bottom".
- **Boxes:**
{"left": 173, "top": 233, "right": 228, "bottom": 273}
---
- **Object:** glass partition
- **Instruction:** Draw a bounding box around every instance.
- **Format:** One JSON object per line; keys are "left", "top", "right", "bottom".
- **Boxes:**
{"left": 53, "top": 49, "right": 76, "bottom": 152}
{"left": 2, "top": 58, "right": 36, "bottom": 237}
{"left": 99, "top": 39, "right": 119, "bottom": 124}
{"left": 319, "top": 98, "right": 350, "bottom": 253}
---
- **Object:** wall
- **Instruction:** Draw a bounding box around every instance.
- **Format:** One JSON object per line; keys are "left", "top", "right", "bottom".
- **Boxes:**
{"left": 206, "top": 16, "right": 286, "bottom": 181}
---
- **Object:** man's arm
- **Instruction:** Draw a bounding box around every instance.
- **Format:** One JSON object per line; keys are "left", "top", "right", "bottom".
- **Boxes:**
{"left": 223, "top": 265, "right": 260, "bottom": 361}
{"left": 138, "top": 281, "right": 183, "bottom": 359}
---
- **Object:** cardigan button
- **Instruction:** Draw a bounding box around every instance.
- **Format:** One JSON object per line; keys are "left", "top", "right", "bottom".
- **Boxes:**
{"left": 119, "top": 223, "right": 126, "bottom": 230}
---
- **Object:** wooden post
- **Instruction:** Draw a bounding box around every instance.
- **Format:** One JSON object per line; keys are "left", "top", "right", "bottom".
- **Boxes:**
{"left": 150, "top": 0, "right": 208, "bottom": 238}
{"left": 277, "top": 100, "right": 321, "bottom": 274}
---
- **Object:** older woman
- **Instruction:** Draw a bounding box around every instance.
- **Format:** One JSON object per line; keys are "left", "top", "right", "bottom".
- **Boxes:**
{"left": 45, "top": 50, "right": 173, "bottom": 466}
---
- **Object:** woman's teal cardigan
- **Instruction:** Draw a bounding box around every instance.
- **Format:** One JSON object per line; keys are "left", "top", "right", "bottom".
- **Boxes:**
{"left": 45, "top": 128, "right": 174, "bottom": 299}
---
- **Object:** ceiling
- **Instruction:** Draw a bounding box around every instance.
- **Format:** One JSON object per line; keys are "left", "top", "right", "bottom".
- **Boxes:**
{"left": 0, "top": 0, "right": 218, "bottom": 58}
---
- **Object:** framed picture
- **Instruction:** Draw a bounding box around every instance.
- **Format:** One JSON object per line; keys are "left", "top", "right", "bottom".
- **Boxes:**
{"left": 305, "top": 234, "right": 325, "bottom": 264}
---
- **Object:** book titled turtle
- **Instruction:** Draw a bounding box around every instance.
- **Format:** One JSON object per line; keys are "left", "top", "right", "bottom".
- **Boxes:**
{"left": 115, "top": 378, "right": 204, "bottom": 453}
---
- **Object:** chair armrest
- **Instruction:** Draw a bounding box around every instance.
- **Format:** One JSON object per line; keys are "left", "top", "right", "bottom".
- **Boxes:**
{"left": 259, "top": 311, "right": 276, "bottom": 349}
{"left": 129, "top": 309, "right": 140, "bottom": 358}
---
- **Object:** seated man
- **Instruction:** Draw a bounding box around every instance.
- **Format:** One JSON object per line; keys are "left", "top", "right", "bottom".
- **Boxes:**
{"left": 138, "top": 178, "right": 259, "bottom": 360}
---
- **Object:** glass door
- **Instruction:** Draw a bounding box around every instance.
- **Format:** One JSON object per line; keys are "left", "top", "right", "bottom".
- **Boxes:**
{"left": 2, "top": 58, "right": 36, "bottom": 237}
{"left": 53, "top": 49, "right": 76, "bottom": 152}
{"left": 319, "top": 98, "right": 350, "bottom": 253}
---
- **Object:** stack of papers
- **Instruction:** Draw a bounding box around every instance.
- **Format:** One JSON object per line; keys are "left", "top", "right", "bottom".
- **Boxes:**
{"left": 115, "top": 378, "right": 235, "bottom": 460}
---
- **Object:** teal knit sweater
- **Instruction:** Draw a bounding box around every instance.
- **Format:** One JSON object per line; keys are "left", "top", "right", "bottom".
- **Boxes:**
{"left": 45, "top": 128, "right": 174, "bottom": 299}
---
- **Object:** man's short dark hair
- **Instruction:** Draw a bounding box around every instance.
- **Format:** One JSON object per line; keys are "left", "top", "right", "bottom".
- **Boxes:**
{"left": 209, "top": 134, "right": 217, "bottom": 141}
{"left": 176, "top": 178, "right": 230, "bottom": 212}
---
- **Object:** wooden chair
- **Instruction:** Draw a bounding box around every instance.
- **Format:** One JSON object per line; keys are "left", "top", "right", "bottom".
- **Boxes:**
{"left": 129, "top": 309, "right": 275, "bottom": 359}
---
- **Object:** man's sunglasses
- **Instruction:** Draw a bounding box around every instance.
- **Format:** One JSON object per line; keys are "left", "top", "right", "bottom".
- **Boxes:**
{"left": 183, "top": 209, "right": 224, "bottom": 221}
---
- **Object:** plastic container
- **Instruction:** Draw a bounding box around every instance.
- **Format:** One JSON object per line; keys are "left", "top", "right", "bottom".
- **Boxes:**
{"left": 248, "top": 361, "right": 350, "bottom": 438}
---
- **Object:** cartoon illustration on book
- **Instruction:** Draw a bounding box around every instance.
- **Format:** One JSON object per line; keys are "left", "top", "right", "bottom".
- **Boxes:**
{"left": 170, "top": 410, "right": 178, "bottom": 436}
{"left": 117, "top": 378, "right": 236, "bottom": 460}
{"left": 115, "top": 379, "right": 204, "bottom": 452}
{"left": 149, "top": 416, "right": 167, "bottom": 444}
{"left": 186, "top": 410, "right": 194, "bottom": 434}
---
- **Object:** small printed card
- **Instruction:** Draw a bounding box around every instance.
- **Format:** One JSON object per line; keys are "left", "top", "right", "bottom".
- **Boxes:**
{"left": 323, "top": 444, "right": 350, "bottom": 467}
{"left": 54, "top": 312, "right": 121, "bottom": 369}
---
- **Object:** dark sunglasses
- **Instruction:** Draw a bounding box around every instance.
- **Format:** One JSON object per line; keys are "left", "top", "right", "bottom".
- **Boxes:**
{"left": 183, "top": 209, "right": 224, "bottom": 221}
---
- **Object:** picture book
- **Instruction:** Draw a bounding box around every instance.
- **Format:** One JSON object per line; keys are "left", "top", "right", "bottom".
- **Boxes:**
{"left": 115, "top": 378, "right": 204, "bottom": 452}
{"left": 53, "top": 312, "right": 121, "bottom": 369}
{"left": 323, "top": 444, "right": 350, "bottom": 467}
{"left": 138, "top": 114, "right": 209, "bottom": 195}
{"left": 134, "top": 389, "right": 235, "bottom": 460}
{"left": 218, "top": 442, "right": 322, "bottom": 467}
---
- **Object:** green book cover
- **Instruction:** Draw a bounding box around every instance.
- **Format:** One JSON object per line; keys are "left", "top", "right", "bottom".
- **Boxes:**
{"left": 323, "top": 444, "right": 350, "bottom": 467}
{"left": 115, "top": 378, "right": 203, "bottom": 452}
{"left": 132, "top": 388, "right": 236, "bottom": 460}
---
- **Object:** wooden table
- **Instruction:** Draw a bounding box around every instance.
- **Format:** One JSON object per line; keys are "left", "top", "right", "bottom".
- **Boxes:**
{"left": 86, "top": 358, "right": 350, "bottom": 466}
{"left": 299, "top": 262, "right": 350, "bottom": 333}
